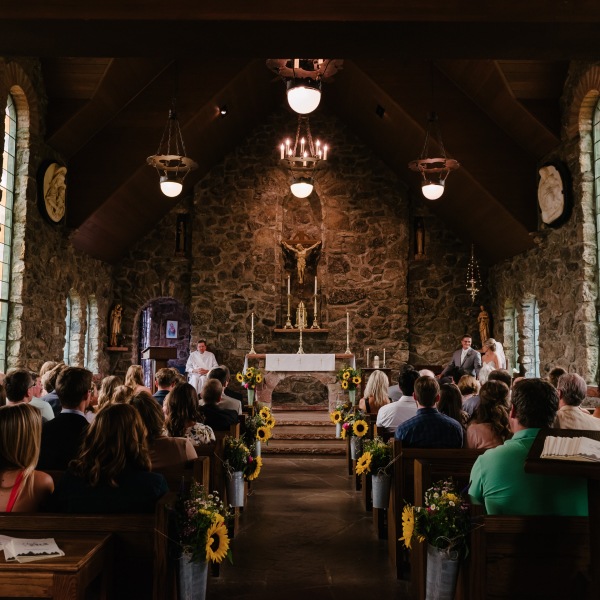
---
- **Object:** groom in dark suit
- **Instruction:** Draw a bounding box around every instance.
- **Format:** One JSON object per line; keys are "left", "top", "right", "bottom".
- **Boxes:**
{"left": 440, "top": 334, "right": 482, "bottom": 379}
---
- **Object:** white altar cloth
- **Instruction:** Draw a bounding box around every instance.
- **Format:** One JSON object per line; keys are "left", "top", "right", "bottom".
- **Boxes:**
{"left": 265, "top": 354, "right": 336, "bottom": 372}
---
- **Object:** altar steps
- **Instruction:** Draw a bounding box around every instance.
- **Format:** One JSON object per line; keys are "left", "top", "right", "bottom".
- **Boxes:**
{"left": 262, "top": 410, "right": 345, "bottom": 456}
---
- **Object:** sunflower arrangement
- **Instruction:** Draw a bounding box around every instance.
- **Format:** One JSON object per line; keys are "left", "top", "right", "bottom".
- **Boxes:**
{"left": 355, "top": 437, "right": 392, "bottom": 476}
{"left": 223, "top": 436, "right": 259, "bottom": 481}
{"left": 235, "top": 366, "right": 264, "bottom": 389}
{"left": 173, "top": 482, "right": 232, "bottom": 564}
{"left": 340, "top": 409, "right": 369, "bottom": 439}
{"left": 400, "top": 478, "right": 471, "bottom": 557}
{"left": 336, "top": 365, "right": 362, "bottom": 391}
{"left": 243, "top": 403, "right": 276, "bottom": 448}
{"left": 329, "top": 400, "right": 351, "bottom": 425}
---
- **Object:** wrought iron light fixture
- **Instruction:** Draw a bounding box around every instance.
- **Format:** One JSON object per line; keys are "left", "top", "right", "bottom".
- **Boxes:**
{"left": 409, "top": 111, "right": 459, "bottom": 200}
{"left": 466, "top": 244, "right": 482, "bottom": 302}
{"left": 279, "top": 116, "right": 328, "bottom": 198}
{"left": 147, "top": 99, "right": 197, "bottom": 198}
{"left": 266, "top": 59, "right": 343, "bottom": 115}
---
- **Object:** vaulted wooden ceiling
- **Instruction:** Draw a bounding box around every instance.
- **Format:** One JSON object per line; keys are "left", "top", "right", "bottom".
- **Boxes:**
{"left": 1, "top": 2, "right": 594, "bottom": 264}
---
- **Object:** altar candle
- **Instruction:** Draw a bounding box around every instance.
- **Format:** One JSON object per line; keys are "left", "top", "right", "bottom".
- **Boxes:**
{"left": 346, "top": 311, "right": 350, "bottom": 344}
{"left": 314, "top": 276, "right": 317, "bottom": 295}
{"left": 251, "top": 312, "right": 254, "bottom": 330}
{"left": 383, "top": 348, "right": 386, "bottom": 365}
{"left": 287, "top": 275, "right": 290, "bottom": 295}
{"left": 280, "top": 143, "right": 285, "bottom": 159}
{"left": 323, "top": 145, "right": 328, "bottom": 160}
{"left": 367, "top": 348, "right": 370, "bottom": 367}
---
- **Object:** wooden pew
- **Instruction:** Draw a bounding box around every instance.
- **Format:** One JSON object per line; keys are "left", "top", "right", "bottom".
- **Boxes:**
{"left": 465, "top": 515, "right": 590, "bottom": 599}
{"left": 0, "top": 493, "right": 174, "bottom": 600}
{"left": 387, "top": 441, "right": 484, "bottom": 579}
{"left": 411, "top": 455, "right": 484, "bottom": 600}
{"left": 153, "top": 456, "right": 210, "bottom": 492}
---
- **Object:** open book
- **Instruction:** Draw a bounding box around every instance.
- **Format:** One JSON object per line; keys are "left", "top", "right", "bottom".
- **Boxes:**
{"left": 541, "top": 435, "right": 600, "bottom": 462}
{"left": 0, "top": 535, "right": 65, "bottom": 563}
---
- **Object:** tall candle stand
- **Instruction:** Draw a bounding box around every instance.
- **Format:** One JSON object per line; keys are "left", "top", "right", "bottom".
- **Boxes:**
{"left": 344, "top": 311, "right": 352, "bottom": 354}
{"left": 284, "top": 292, "right": 293, "bottom": 329}
{"left": 297, "top": 321, "right": 305, "bottom": 354}
{"left": 249, "top": 313, "right": 256, "bottom": 355}
{"left": 311, "top": 293, "right": 320, "bottom": 329}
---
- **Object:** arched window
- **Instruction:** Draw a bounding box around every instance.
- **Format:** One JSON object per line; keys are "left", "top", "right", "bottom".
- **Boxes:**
{"left": 63, "top": 296, "right": 72, "bottom": 364}
{"left": 63, "top": 291, "right": 82, "bottom": 366}
{"left": 502, "top": 302, "right": 519, "bottom": 374}
{"left": 0, "top": 95, "right": 16, "bottom": 372}
{"left": 594, "top": 100, "right": 600, "bottom": 275}
{"left": 521, "top": 297, "right": 540, "bottom": 378}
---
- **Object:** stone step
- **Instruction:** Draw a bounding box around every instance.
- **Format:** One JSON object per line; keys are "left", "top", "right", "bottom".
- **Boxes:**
{"left": 262, "top": 438, "right": 346, "bottom": 456}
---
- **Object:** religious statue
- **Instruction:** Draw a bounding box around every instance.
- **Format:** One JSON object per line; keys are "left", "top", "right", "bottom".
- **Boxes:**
{"left": 281, "top": 240, "right": 321, "bottom": 284}
{"left": 415, "top": 217, "right": 425, "bottom": 258}
{"left": 110, "top": 304, "right": 123, "bottom": 347}
{"left": 478, "top": 305, "right": 490, "bottom": 345}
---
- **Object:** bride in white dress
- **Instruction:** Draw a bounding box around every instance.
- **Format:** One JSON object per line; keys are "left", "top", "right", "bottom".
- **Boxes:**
{"left": 478, "top": 339, "right": 503, "bottom": 384}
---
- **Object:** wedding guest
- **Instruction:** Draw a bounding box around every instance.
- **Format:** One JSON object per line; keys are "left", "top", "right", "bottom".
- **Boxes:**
{"left": 469, "top": 379, "right": 588, "bottom": 515}
{"left": 199, "top": 379, "right": 239, "bottom": 432}
{"left": 48, "top": 403, "right": 168, "bottom": 513}
{"left": 465, "top": 380, "right": 511, "bottom": 449}
{"left": 112, "top": 384, "right": 134, "bottom": 404}
{"left": 438, "top": 383, "right": 469, "bottom": 429}
{"left": 387, "top": 364, "right": 416, "bottom": 401}
{"left": 457, "top": 375, "right": 480, "bottom": 417}
{"left": 165, "top": 383, "right": 216, "bottom": 444}
{"left": 97, "top": 375, "right": 122, "bottom": 410}
{"left": 359, "top": 370, "right": 390, "bottom": 416}
{"left": 41, "top": 362, "right": 67, "bottom": 416}
{"left": 124, "top": 365, "right": 152, "bottom": 395}
{"left": 463, "top": 369, "right": 511, "bottom": 417}
{"left": 130, "top": 391, "right": 197, "bottom": 469}
{"left": 548, "top": 366, "right": 567, "bottom": 389}
{"left": 555, "top": 373, "right": 600, "bottom": 430}
{"left": 84, "top": 381, "right": 99, "bottom": 423}
{"left": 0, "top": 404, "right": 54, "bottom": 512}
{"left": 206, "top": 366, "right": 242, "bottom": 414}
{"left": 28, "top": 372, "right": 55, "bottom": 422}
{"left": 153, "top": 368, "right": 178, "bottom": 407}
{"left": 377, "top": 368, "right": 420, "bottom": 433}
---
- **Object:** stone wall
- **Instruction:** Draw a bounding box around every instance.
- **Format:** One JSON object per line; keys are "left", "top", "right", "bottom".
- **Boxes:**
{"left": 489, "top": 63, "right": 599, "bottom": 382}
{"left": 0, "top": 57, "right": 114, "bottom": 375}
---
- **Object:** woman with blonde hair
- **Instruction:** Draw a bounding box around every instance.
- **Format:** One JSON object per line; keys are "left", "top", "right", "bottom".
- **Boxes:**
{"left": 112, "top": 384, "right": 135, "bottom": 405}
{"left": 0, "top": 404, "right": 54, "bottom": 512}
{"left": 124, "top": 365, "right": 152, "bottom": 395}
{"left": 97, "top": 375, "right": 122, "bottom": 410}
{"left": 48, "top": 403, "right": 168, "bottom": 513}
{"left": 164, "top": 383, "right": 215, "bottom": 445}
{"left": 358, "top": 370, "right": 390, "bottom": 415}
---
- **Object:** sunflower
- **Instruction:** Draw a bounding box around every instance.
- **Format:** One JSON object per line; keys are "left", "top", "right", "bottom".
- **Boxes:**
{"left": 246, "top": 456, "right": 263, "bottom": 481}
{"left": 355, "top": 451, "right": 372, "bottom": 476}
{"left": 259, "top": 407, "right": 270, "bottom": 420}
{"left": 256, "top": 426, "right": 271, "bottom": 441}
{"left": 330, "top": 410, "right": 342, "bottom": 424}
{"left": 206, "top": 521, "right": 230, "bottom": 563}
{"left": 341, "top": 380, "right": 349, "bottom": 390}
{"left": 236, "top": 372, "right": 244, "bottom": 383}
{"left": 342, "top": 371, "right": 351, "bottom": 380}
{"left": 255, "top": 373, "right": 263, "bottom": 384}
{"left": 353, "top": 419, "right": 368, "bottom": 437}
{"left": 266, "top": 416, "right": 276, "bottom": 428}
{"left": 352, "top": 376, "right": 361, "bottom": 385}
{"left": 340, "top": 427, "right": 347, "bottom": 440}
{"left": 400, "top": 505, "right": 416, "bottom": 549}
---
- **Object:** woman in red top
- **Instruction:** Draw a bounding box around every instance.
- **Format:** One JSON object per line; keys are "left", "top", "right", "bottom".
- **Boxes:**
{"left": 0, "top": 403, "right": 54, "bottom": 512}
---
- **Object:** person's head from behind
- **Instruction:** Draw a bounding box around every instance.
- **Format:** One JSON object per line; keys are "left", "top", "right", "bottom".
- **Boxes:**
{"left": 56, "top": 367, "right": 92, "bottom": 409}
{"left": 488, "top": 369, "right": 512, "bottom": 389}
{"left": 418, "top": 369, "right": 436, "bottom": 378}
{"left": 125, "top": 365, "right": 144, "bottom": 388}
{"left": 155, "top": 368, "right": 178, "bottom": 390}
{"left": 549, "top": 367, "right": 568, "bottom": 389}
{"left": 42, "top": 362, "right": 67, "bottom": 393}
{"left": 399, "top": 368, "right": 420, "bottom": 397}
{"left": 208, "top": 366, "right": 230, "bottom": 387}
{"left": 457, "top": 375, "right": 479, "bottom": 397}
{"left": 201, "top": 379, "right": 223, "bottom": 405}
{"left": 164, "top": 383, "right": 201, "bottom": 437}
{"left": 413, "top": 376, "right": 440, "bottom": 408}
{"left": 0, "top": 403, "right": 42, "bottom": 475}
{"left": 112, "top": 385, "right": 134, "bottom": 404}
{"left": 39, "top": 361, "right": 58, "bottom": 379}
{"left": 98, "top": 375, "right": 122, "bottom": 409}
{"left": 5, "top": 369, "right": 33, "bottom": 403}
{"left": 364, "top": 369, "right": 389, "bottom": 399}
{"left": 557, "top": 373, "right": 587, "bottom": 407}
{"left": 475, "top": 380, "right": 511, "bottom": 437}
{"left": 511, "top": 378, "right": 558, "bottom": 428}
{"left": 438, "top": 383, "right": 463, "bottom": 421}
{"left": 72, "top": 403, "right": 150, "bottom": 486}
{"left": 130, "top": 391, "right": 165, "bottom": 443}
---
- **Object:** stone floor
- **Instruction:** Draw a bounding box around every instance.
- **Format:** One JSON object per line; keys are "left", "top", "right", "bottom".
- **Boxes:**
{"left": 207, "top": 456, "right": 409, "bottom": 600}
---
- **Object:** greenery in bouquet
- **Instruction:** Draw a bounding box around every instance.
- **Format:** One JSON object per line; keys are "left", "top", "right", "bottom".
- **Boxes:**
{"left": 336, "top": 365, "right": 362, "bottom": 391}
{"left": 341, "top": 409, "right": 369, "bottom": 439}
{"left": 329, "top": 400, "right": 352, "bottom": 426}
{"left": 400, "top": 478, "right": 471, "bottom": 557}
{"left": 355, "top": 437, "right": 392, "bottom": 476}
{"left": 223, "top": 436, "right": 262, "bottom": 482}
{"left": 173, "top": 482, "right": 232, "bottom": 564}
{"left": 236, "top": 366, "right": 263, "bottom": 389}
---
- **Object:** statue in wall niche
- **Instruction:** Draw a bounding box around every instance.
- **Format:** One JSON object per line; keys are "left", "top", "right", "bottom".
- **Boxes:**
{"left": 415, "top": 218, "right": 425, "bottom": 259}
{"left": 478, "top": 305, "right": 490, "bottom": 346}
{"left": 281, "top": 239, "right": 321, "bottom": 284}
{"left": 110, "top": 304, "right": 123, "bottom": 347}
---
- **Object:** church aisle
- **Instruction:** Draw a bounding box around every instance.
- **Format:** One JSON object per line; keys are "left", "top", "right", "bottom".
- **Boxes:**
{"left": 207, "top": 456, "right": 409, "bottom": 600}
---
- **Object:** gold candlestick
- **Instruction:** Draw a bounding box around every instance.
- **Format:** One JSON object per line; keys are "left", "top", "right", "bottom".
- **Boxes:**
{"left": 297, "top": 320, "right": 305, "bottom": 354}
{"left": 345, "top": 310, "right": 351, "bottom": 354}
{"left": 284, "top": 293, "right": 293, "bottom": 328}
{"left": 311, "top": 293, "right": 320, "bottom": 329}
{"left": 249, "top": 311, "right": 256, "bottom": 354}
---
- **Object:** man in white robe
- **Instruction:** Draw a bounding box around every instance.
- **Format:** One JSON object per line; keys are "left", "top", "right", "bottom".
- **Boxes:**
{"left": 186, "top": 340, "right": 218, "bottom": 395}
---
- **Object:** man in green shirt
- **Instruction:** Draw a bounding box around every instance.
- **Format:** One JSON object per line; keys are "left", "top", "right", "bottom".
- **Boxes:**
{"left": 469, "top": 378, "right": 588, "bottom": 516}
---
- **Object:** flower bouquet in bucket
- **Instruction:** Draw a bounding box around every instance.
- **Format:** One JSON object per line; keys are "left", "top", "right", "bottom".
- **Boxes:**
{"left": 355, "top": 437, "right": 393, "bottom": 508}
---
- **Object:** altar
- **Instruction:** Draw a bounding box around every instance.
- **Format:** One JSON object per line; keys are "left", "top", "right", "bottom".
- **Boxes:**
{"left": 244, "top": 353, "right": 356, "bottom": 410}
